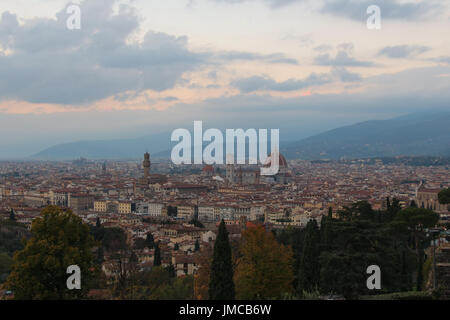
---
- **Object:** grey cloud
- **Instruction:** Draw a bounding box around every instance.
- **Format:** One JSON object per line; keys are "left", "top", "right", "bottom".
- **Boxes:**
{"left": 1, "top": 65, "right": 449, "bottom": 155}
{"left": 212, "top": 0, "right": 442, "bottom": 20}
{"left": 0, "top": 0, "right": 302, "bottom": 105}
{"left": 313, "top": 44, "right": 333, "bottom": 52}
{"left": 207, "top": 71, "right": 218, "bottom": 79}
{"left": 321, "top": 0, "right": 441, "bottom": 21}
{"left": 431, "top": 56, "right": 450, "bottom": 64}
{"left": 213, "top": 0, "right": 304, "bottom": 9}
{"left": 231, "top": 73, "right": 332, "bottom": 93}
{"left": 161, "top": 96, "right": 179, "bottom": 102}
{"left": 314, "top": 50, "right": 375, "bottom": 67}
{"left": 378, "top": 45, "right": 430, "bottom": 59}
{"left": 231, "top": 65, "right": 361, "bottom": 93}
{"left": 332, "top": 67, "right": 362, "bottom": 82}
{"left": 205, "top": 66, "right": 450, "bottom": 115}
{"left": 0, "top": 0, "right": 206, "bottom": 105}
{"left": 215, "top": 51, "right": 299, "bottom": 65}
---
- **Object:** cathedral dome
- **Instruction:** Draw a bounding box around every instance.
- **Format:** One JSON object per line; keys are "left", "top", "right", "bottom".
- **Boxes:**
{"left": 202, "top": 164, "right": 215, "bottom": 175}
{"left": 263, "top": 152, "right": 288, "bottom": 168}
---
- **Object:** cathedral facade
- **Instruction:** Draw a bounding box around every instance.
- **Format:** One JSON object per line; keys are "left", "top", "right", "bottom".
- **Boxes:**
{"left": 225, "top": 152, "right": 291, "bottom": 185}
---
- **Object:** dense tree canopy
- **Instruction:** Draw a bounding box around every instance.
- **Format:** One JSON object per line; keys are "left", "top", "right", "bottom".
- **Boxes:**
{"left": 438, "top": 188, "right": 450, "bottom": 205}
{"left": 6, "top": 206, "right": 96, "bottom": 299}
{"left": 298, "top": 219, "right": 320, "bottom": 295}
{"left": 234, "top": 225, "right": 294, "bottom": 299}
{"left": 274, "top": 200, "right": 435, "bottom": 299}
{"left": 0, "top": 252, "right": 13, "bottom": 283}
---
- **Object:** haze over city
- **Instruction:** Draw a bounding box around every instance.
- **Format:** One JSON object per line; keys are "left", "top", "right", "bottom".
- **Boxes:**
{"left": 0, "top": 0, "right": 449, "bottom": 158}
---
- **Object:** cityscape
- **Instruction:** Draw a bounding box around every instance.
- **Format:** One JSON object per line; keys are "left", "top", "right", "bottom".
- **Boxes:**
{"left": 1, "top": 152, "right": 449, "bottom": 300}
{"left": 0, "top": 0, "right": 450, "bottom": 307}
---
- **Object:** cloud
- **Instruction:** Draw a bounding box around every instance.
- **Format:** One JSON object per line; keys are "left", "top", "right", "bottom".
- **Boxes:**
{"left": 314, "top": 50, "right": 374, "bottom": 67}
{"left": 378, "top": 45, "right": 430, "bottom": 59}
{"left": 0, "top": 0, "right": 305, "bottom": 106}
{"left": 212, "top": 0, "right": 304, "bottom": 9}
{"left": 1, "top": 65, "right": 449, "bottom": 157}
{"left": 331, "top": 67, "right": 362, "bottom": 82}
{"left": 313, "top": 44, "right": 333, "bottom": 52}
{"left": 430, "top": 56, "right": 450, "bottom": 64}
{"left": 212, "top": 0, "right": 442, "bottom": 20}
{"left": 321, "top": 0, "right": 441, "bottom": 21}
{"left": 215, "top": 51, "right": 299, "bottom": 65}
{"left": 231, "top": 73, "right": 332, "bottom": 93}
{"left": 0, "top": 0, "right": 208, "bottom": 105}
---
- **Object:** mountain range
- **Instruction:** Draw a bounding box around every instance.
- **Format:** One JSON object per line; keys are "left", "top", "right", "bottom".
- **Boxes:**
{"left": 281, "top": 112, "right": 450, "bottom": 160}
{"left": 32, "top": 111, "right": 450, "bottom": 160}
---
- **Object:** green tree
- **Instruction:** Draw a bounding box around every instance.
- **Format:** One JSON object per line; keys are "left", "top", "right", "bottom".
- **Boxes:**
{"left": 153, "top": 276, "right": 194, "bottom": 300}
{"left": 438, "top": 188, "right": 450, "bottom": 205}
{"left": 189, "top": 219, "right": 205, "bottom": 228}
{"left": 145, "top": 233, "right": 155, "bottom": 248}
{"left": 96, "top": 246, "right": 105, "bottom": 265}
{"left": 133, "top": 237, "right": 147, "bottom": 250}
{"left": 209, "top": 220, "right": 235, "bottom": 300}
{"left": 102, "top": 227, "right": 127, "bottom": 252}
{"left": 167, "top": 206, "right": 178, "bottom": 217}
{"left": 154, "top": 242, "right": 161, "bottom": 267}
{"left": 298, "top": 219, "right": 321, "bottom": 295}
{"left": 165, "top": 263, "right": 176, "bottom": 278}
{"left": 0, "top": 220, "right": 28, "bottom": 255}
{"left": 91, "top": 218, "right": 104, "bottom": 242}
{"left": 393, "top": 207, "right": 439, "bottom": 291}
{"left": 95, "top": 217, "right": 101, "bottom": 228}
{"left": 6, "top": 206, "right": 96, "bottom": 299}
{"left": 9, "top": 208, "right": 16, "bottom": 221}
{"left": 0, "top": 252, "right": 13, "bottom": 283}
{"left": 194, "top": 239, "right": 200, "bottom": 252}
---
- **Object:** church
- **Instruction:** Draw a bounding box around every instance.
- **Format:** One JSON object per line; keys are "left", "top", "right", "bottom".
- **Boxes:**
{"left": 140, "top": 152, "right": 168, "bottom": 185}
{"left": 225, "top": 152, "right": 291, "bottom": 185}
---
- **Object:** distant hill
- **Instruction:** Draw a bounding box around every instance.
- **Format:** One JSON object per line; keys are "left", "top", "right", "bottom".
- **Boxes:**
{"left": 33, "top": 132, "right": 172, "bottom": 160}
{"left": 33, "top": 112, "right": 450, "bottom": 160}
{"left": 282, "top": 112, "right": 450, "bottom": 160}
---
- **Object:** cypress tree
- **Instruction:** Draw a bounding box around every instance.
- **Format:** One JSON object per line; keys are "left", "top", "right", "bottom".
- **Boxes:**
{"left": 209, "top": 220, "right": 235, "bottom": 300}
{"left": 9, "top": 208, "right": 16, "bottom": 221}
{"left": 298, "top": 219, "right": 321, "bottom": 295}
{"left": 194, "top": 239, "right": 200, "bottom": 251}
{"left": 165, "top": 263, "right": 176, "bottom": 278}
{"left": 145, "top": 233, "right": 154, "bottom": 248}
{"left": 96, "top": 246, "right": 104, "bottom": 265}
{"left": 416, "top": 242, "right": 424, "bottom": 291}
{"left": 154, "top": 242, "right": 161, "bottom": 267}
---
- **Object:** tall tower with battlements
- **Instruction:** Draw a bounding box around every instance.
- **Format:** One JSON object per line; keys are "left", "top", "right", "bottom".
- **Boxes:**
{"left": 143, "top": 152, "right": 151, "bottom": 179}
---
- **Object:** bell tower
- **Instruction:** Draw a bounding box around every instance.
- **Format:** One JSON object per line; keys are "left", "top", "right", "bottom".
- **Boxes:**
{"left": 143, "top": 152, "right": 151, "bottom": 179}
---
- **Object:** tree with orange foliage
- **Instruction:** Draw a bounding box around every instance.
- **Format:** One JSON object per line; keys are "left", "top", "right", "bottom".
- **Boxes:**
{"left": 193, "top": 244, "right": 213, "bottom": 300}
{"left": 234, "top": 225, "right": 294, "bottom": 299}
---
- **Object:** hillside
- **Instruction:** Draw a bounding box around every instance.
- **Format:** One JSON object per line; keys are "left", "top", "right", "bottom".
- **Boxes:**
{"left": 282, "top": 112, "right": 450, "bottom": 160}
{"left": 33, "top": 112, "right": 450, "bottom": 160}
{"left": 33, "top": 132, "right": 172, "bottom": 160}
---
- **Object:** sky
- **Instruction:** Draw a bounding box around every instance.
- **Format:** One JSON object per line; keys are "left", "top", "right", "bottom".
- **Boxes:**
{"left": 0, "top": 0, "right": 449, "bottom": 157}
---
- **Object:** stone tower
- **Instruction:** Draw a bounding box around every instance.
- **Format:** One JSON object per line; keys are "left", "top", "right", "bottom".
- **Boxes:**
{"left": 143, "top": 152, "right": 151, "bottom": 179}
